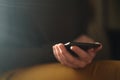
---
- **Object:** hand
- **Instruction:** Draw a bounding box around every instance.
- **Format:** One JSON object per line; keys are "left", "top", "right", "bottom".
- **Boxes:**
{"left": 52, "top": 43, "right": 102, "bottom": 69}
{"left": 52, "top": 35, "right": 102, "bottom": 68}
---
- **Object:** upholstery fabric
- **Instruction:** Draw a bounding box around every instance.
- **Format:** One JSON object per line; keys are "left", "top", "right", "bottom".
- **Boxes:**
{"left": 0, "top": 60, "right": 120, "bottom": 80}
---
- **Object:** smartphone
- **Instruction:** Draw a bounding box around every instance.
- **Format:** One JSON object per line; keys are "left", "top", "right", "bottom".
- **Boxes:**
{"left": 64, "top": 42, "right": 101, "bottom": 57}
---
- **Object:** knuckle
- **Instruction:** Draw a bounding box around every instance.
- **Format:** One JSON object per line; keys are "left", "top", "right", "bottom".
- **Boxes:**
{"left": 77, "top": 62, "right": 87, "bottom": 68}
{"left": 70, "top": 59, "right": 76, "bottom": 63}
{"left": 87, "top": 60, "right": 92, "bottom": 64}
{"left": 82, "top": 56, "right": 89, "bottom": 61}
{"left": 80, "top": 63, "right": 86, "bottom": 68}
{"left": 60, "top": 50, "right": 63, "bottom": 54}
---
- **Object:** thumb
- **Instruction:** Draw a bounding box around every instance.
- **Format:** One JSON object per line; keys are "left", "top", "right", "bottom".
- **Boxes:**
{"left": 94, "top": 43, "right": 103, "bottom": 52}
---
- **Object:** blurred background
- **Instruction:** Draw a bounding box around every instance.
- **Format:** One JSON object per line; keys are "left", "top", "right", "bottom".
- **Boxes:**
{"left": 0, "top": 0, "right": 120, "bottom": 75}
{"left": 88, "top": 0, "right": 120, "bottom": 60}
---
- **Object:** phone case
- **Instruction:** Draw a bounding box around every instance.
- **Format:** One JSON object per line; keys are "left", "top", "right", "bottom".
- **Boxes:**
{"left": 64, "top": 42, "right": 101, "bottom": 57}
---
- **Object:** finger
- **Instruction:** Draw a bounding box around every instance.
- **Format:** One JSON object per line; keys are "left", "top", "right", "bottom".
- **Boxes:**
{"left": 94, "top": 43, "right": 103, "bottom": 52}
{"left": 70, "top": 46, "right": 91, "bottom": 63}
{"left": 87, "top": 48, "right": 96, "bottom": 63}
{"left": 56, "top": 44, "right": 79, "bottom": 68}
{"left": 52, "top": 44, "right": 61, "bottom": 61}
{"left": 87, "top": 48, "right": 96, "bottom": 58}
{"left": 58, "top": 44, "right": 88, "bottom": 68}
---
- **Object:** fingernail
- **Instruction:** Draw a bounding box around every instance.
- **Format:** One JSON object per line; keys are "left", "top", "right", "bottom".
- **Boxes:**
{"left": 70, "top": 46, "right": 73, "bottom": 50}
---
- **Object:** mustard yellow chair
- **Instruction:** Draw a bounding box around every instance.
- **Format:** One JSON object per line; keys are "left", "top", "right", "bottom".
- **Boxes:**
{"left": 0, "top": 60, "right": 120, "bottom": 80}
